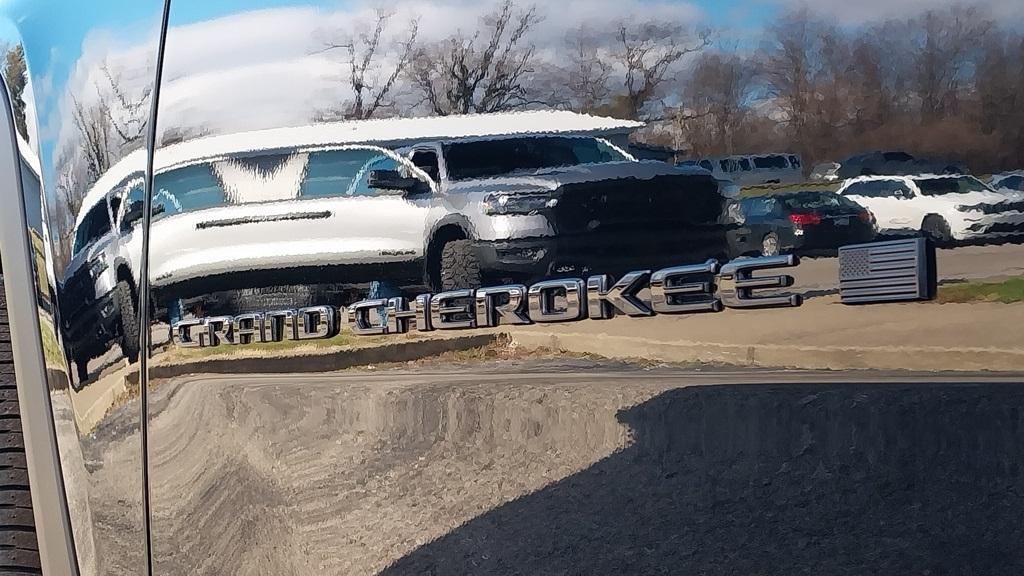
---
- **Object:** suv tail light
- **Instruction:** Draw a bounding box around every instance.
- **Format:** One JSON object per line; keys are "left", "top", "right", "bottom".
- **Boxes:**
{"left": 789, "top": 213, "right": 822, "bottom": 226}
{"left": 858, "top": 210, "right": 874, "bottom": 224}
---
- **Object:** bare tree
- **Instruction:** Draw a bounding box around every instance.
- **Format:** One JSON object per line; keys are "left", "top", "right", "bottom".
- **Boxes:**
{"left": 759, "top": 8, "right": 818, "bottom": 148}
{"left": 911, "top": 6, "right": 992, "bottom": 123}
{"left": 612, "top": 20, "right": 711, "bottom": 120}
{"left": 70, "top": 96, "right": 113, "bottom": 183}
{"left": 322, "top": 9, "right": 419, "bottom": 119}
{"left": 976, "top": 30, "right": 1024, "bottom": 168}
{"left": 52, "top": 144, "right": 89, "bottom": 270}
{"left": 559, "top": 28, "right": 613, "bottom": 113}
{"left": 409, "top": 0, "right": 541, "bottom": 115}
{"left": 99, "top": 61, "right": 151, "bottom": 149}
{"left": 682, "top": 51, "right": 754, "bottom": 156}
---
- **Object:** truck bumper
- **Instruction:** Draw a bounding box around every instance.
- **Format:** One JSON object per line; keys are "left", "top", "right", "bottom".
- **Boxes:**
{"left": 63, "top": 290, "right": 120, "bottom": 357}
{"left": 473, "top": 229, "right": 734, "bottom": 282}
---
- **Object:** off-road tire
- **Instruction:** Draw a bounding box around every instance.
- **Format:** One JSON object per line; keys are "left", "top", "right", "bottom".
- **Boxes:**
{"left": 0, "top": 278, "right": 44, "bottom": 573}
{"left": 921, "top": 215, "right": 952, "bottom": 247}
{"left": 439, "top": 239, "right": 482, "bottom": 291}
{"left": 761, "top": 232, "right": 781, "bottom": 257}
{"left": 115, "top": 280, "right": 140, "bottom": 364}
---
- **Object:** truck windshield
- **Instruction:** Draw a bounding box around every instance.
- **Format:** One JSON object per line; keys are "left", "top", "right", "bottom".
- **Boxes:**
{"left": 443, "top": 136, "right": 629, "bottom": 180}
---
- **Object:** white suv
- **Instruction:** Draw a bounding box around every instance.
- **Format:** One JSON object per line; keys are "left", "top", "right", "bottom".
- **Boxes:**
{"left": 836, "top": 174, "right": 1024, "bottom": 244}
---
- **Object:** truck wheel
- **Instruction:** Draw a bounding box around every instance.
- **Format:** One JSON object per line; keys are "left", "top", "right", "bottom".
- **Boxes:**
{"left": 115, "top": 280, "right": 140, "bottom": 364}
{"left": 0, "top": 279, "right": 44, "bottom": 574}
{"left": 922, "top": 215, "right": 952, "bottom": 247}
{"left": 761, "top": 232, "right": 781, "bottom": 257}
{"left": 440, "top": 239, "right": 482, "bottom": 291}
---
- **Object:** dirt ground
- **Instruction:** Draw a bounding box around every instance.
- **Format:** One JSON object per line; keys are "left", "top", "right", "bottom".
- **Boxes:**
{"left": 68, "top": 362, "right": 1024, "bottom": 575}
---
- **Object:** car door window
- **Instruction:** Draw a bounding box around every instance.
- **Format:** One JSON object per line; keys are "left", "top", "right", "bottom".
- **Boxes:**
{"left": 72, "top": 202, "right": 113, "bottom": 256}
{"left": 845, "top": 180, "right": 911, "bottom": 198}
{"left": 841, "top": 182, "right": 872, "bottom": 197}
{"left": 350, "top": 155, "right": 417, "bottom": 197}
{"left": 699, "top": 160, "right": 713, "bottom": 171}
{"left": 887, "top": 182, "right": 915, "bottom": 199}
{"left": 410, "top": 149, "right": 440, "bottom": 182}
{"left": 153, "top": 163, "right": 226, "bottom": 219}
{"left": 1003, "top": 176, "right": 1024, "bottom": 190}
{"left": 742, "top": 197, "right": 776, "bottom": 218}
{"left": 754, "top": 155, "right": 788, "bottom": 169}
{"left": 301, "top": 149, "right": 387, "bottom": 198}
{"left": 739, "top": 158, "right": 752, "bottom": 171}
{"left": 119, "top": 185, "right": 145, "bottom": 233}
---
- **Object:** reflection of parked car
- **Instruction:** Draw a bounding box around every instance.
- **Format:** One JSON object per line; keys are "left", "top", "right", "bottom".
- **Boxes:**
{"left": 59, "top": 179, "right": 148, "bottom": 382}
{"left": 836, "top": 174, "right": 1024, "bottom": 244}
{"left": 732, "top": 191, "right": 877, "bottom": 256}
{"left": 682, "top": 153, "right": 803, "bottom": 187}
{"left": 90, "top": 121, "right": 738, "bottom": 317}
{"left": 809, "top": 161, "right": 840, "bottom": 182}
{"left": 836, "top": 151, "right": 962, "bottom": 180}
{"left": 990, "top": 172, "right": 1024, "bottom": 193}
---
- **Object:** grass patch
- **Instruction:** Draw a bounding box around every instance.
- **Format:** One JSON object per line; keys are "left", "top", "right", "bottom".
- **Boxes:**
{"left": 740, "top": 181, "right": 839, "bottom": 197}
{"left": 155, "top": 330, "right": 394, "bottom": 364}
{"left": 39, "top": 315, "right": 66, "bottom": 367}
{"left": 937, "top": 277, "right": 1024, "bottom": 304}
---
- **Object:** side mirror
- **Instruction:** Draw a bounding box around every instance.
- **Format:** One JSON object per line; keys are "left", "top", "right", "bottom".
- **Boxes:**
{"left": 368, "top": 170, "right": 423, "bottom": 193}
{"left": 122, "top": 200, "right": 166, "bottom": 230}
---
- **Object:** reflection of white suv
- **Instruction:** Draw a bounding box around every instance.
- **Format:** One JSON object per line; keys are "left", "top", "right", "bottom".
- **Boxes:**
{"left": 836, "top": 174, "right": 1024, "bottom": 244}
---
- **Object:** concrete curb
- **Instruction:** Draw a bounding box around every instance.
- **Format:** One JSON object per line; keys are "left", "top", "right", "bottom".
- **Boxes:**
{"left": 508, "top": 330, "right": 1024, "bottom": 372}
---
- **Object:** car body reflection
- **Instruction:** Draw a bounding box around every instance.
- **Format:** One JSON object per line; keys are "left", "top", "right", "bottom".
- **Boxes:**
{"left": 0, "top": 0, "right": 1022, "bottom": 574}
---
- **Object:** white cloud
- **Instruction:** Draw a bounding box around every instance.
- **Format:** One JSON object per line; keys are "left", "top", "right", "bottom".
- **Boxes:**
{"left": 152, "top": 1, "right": 705, "bottom": 140}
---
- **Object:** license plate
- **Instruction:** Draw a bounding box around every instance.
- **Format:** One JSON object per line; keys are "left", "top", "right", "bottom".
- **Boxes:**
{"left": 835, "top": 217, "right": 850, "bottom": 225}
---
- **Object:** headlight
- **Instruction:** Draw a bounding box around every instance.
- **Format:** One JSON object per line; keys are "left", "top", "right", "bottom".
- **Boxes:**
{"left": 87, "top": 253, "right": 109, "bottom": 278}
{"left": 956, "top": 204, "right": 978, "bottom": 212}
{"left": 717, "top": 180, "right": 741, "bottom": 199}
{"left": 724, "top": 200, "right": 745, "bottom": 225}
{"left": 483, "top": 193, "right": 559, "bottom": 215}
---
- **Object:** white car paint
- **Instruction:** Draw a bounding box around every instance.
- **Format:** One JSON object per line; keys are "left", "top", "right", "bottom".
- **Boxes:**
{"left": 836, "top": 174, "right": 1024, "bottom": 241}
{"left": 144, "top": 146, "right": 440, "bottom": 289}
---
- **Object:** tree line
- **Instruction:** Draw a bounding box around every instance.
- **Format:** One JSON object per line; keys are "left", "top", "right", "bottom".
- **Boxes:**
{"left": 324, "top": 1, "right": 1023, "bottom": 173}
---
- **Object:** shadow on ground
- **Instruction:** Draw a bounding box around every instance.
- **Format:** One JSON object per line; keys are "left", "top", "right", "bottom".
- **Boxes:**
{"left": 383, "top": 382, "right": 1024, "bottom": 575}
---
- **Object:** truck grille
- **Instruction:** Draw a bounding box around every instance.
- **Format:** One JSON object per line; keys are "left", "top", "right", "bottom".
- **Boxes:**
{"left": 60, "top": 269, "right": 95, "bottom": 325}
{"left": 554, "top": 174, "right": 723, "bottom": 234}
{"left": 551, "top": 174, "right": 730, "bottom": 271}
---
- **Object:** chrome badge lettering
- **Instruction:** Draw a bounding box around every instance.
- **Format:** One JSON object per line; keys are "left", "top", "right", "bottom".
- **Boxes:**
{"left": 173, "top": 255, "right": 801, "bottom": 348}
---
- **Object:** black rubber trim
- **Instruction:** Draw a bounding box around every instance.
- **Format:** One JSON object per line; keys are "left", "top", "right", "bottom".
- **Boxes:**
{"left": 0, "top": 279, "right": 43, "bottom": 574}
